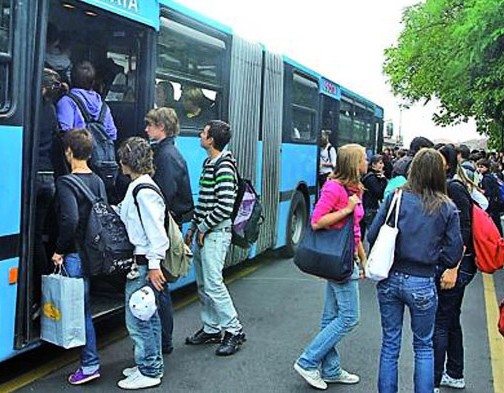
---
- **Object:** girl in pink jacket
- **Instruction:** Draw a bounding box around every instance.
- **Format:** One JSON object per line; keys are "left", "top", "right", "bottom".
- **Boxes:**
{"left": 294, "top": 144, "right": 368, "bottom": 390}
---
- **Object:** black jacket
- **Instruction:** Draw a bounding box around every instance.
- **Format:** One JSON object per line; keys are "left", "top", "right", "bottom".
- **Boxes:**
{"left": 447, "top": 179, "right": 476, "bottom": 275}
{"left": 362, "top": 170, "right": 387, "bottom": 211}
{"left": 152, "top": 137, "right": 193, "bottom": 220}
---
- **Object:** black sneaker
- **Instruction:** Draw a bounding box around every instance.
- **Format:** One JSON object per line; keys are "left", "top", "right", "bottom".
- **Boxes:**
{"left": 185, "top": 328, "right": 222, "bottom": 345}
{"left": 215, "top": 330, "right": 246, "bottom": 356}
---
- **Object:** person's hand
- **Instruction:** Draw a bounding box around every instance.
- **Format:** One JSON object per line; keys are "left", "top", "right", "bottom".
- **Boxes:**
{"left": 197, "top": 231, "right": 205, "bottom": 247}
{"left": 184, "top": 229, "right": 194, "bottom": 246}
{"left": 148, "top": 269, "right": 166, "bottom": 292}
{"left": 347, "top": 195, "right": 360, "bottom": 211}
{"left": 52, "top": 253, "right": 64, "bottom": 266}
{"left": 440, "top": 268, "right": 458, "bottom": 290}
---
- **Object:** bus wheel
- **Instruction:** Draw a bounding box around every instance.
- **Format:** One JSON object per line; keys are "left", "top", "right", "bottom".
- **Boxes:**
{"left": 282, "top": 191, "right": 307, "bottom": 258}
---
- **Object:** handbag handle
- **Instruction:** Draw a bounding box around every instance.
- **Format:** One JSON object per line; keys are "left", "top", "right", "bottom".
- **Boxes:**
{"left": 384, "top": 190, "right": 403, "bottom": 229}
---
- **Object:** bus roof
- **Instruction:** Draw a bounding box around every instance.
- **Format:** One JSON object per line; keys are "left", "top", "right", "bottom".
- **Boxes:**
{"left": 160, "top": 0, "right": 232, "bottom": 34}
{"left": 78, "top": 0, "right": 160, "bottom": 29}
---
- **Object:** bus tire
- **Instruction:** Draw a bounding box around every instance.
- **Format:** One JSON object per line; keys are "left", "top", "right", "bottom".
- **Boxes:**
{"left": 282, "top": 191, "right": 307, "bottom": 258}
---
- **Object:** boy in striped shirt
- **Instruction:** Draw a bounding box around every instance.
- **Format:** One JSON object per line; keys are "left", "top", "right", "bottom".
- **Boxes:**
{"left": 185, "top": 120, "right": 246, "bottom": 356}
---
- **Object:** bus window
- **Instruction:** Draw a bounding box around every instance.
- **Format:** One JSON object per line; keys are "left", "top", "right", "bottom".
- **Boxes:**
{"left": 0, "top": 0, "right": 9, "bottom": 53}
{"left": 104, "top": 51, "right": 137, "bottom": 102}
{"left": 338, "top": 99, "right": 353, "bottom": 145}
{"left": 157, "top": 16, "right": 225, "bottom": 131}
{"left": 0, "top": 0, "right": 12, "bottom": 112}
{"left": 290, "top": 73, "right": 318, "bottom": 142}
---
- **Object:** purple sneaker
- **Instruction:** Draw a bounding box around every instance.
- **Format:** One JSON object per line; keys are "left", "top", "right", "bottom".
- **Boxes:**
{"left": 67, "top": 368, "right": 101, "bottom": 385}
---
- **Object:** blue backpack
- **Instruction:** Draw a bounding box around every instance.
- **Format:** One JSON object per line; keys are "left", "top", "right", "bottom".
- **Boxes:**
{"left": 67, "top": 93, "right": 118, "bottom": 193}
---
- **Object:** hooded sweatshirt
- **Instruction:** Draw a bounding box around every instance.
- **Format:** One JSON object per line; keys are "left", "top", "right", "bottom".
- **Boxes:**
{"left": 56, "top": 88, "right": 117, "bottom": 140}
{"left": 191, "top": 150, "right": 237, "bottom": 234}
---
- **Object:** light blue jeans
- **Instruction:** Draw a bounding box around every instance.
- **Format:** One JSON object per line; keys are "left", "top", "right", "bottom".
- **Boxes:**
{"left": 193, "top": 220, "right": 242, "bottom": 335}
{"left": 297, "top": 264, "right": 360, "bottom": 378}
{"left": 125, "top": 265, "right": 163, "bottom": 378}
{"left": 64, "top": 253, "right": 99, "bottom": 374}
{"left": 377, "top": 271, "right": 437, "bottom": 393}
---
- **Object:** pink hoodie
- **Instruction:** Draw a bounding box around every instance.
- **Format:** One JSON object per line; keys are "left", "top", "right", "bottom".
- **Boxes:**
{"left": 311, "top": 180, "right": 364, "bottom": 248}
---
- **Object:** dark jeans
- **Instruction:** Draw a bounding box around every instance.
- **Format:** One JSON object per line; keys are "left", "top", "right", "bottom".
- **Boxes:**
{"left": 433, "top": 266, "right": 475, "bottom": 387}
{"left": 158, "top": 285, "right": 174, "bottom": 352}
{"left": 34, "top": 173, "right": 55, "bottom": 303}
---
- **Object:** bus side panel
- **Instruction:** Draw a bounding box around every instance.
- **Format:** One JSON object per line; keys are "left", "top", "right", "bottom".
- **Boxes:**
{"left": 0, "top": 126, "right": 23, "bottom": 236}
{"left": 165, "top": 135, "right": 204, "bottom": 291}
{"left": 0, "top": 258, "right": 20, "bottom": 362}
{"left": 275, "top": 143, "right": 317, "bottom": 248}
{"left": 0, "top": 126, "right": 23, "bottom": 362}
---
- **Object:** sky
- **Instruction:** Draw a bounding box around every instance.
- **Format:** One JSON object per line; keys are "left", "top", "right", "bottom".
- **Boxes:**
{"left": 177, "top": 0, "right": 483, "bottom": 147}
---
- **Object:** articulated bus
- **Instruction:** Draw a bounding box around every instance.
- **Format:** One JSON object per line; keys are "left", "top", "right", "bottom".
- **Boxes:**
{"left": 0, "top": 0, "right": 384, "bottom": 362}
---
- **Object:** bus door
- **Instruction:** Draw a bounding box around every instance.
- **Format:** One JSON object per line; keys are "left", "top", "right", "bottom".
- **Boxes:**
{"left": 318, "top": 94, "right": 339, "bottom": 192}
{"left": 15, "top": 0, "right": 158, "bottom": 348}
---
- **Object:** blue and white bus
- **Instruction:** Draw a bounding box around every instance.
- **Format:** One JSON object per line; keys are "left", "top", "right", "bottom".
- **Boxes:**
{"left": 0, "top": 0, "right": 384, "bottom": 362}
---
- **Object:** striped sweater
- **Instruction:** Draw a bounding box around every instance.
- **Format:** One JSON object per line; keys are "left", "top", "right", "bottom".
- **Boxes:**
{"left": 191, "top": 151, "right": 237, "bottom": 233}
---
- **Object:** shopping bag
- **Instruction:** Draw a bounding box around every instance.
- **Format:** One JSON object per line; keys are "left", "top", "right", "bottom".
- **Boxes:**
{"left": 294, "top": 214, "right": 355, "bottom": 282}
{"left": 41, "top": 270, "right": 86, "bottom": 348}
{"left": 366, "top": 190, "right": 402, "bottom": 281}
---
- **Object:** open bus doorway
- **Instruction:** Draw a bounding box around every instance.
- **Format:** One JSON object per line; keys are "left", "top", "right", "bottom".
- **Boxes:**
{"left": 20, "top": 0, "right": 154, "bottom": 347}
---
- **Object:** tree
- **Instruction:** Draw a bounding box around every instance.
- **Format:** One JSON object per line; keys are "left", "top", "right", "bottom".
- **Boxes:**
{"left": 384, "top": 0, "right": 504, "bottom": 146}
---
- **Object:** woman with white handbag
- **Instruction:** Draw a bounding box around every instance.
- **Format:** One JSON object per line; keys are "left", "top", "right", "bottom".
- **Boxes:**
{"left": 367, "top": 148, "right": 464, "bottom": 393}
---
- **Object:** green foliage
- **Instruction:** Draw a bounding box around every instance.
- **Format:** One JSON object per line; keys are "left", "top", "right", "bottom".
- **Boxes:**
{"left": 384, "top": 0, "right": 504, "bottom": 144}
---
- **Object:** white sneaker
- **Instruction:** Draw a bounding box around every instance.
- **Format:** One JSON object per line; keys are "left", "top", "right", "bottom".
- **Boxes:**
{"left": 323, "top": 369, "right": 360, "bottom": 384}
{"left": 117, "top": 369, "right": 161, "bottom": 390}
{"left": 122, "top": 366, "right": 163, "bottom": 379}
{"left": 122, "top": 366, "right": 138, "bottom": 378}
{"left": 293, "top": 362, "right": 327, "bottom": 390}
{"left": 441, "top": 372, "right": 466, "bottom": 389}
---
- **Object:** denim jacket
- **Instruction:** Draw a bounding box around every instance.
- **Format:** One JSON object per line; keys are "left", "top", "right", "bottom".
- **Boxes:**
{"left": 367, "top": 190, "right": 464, "bottom": 277}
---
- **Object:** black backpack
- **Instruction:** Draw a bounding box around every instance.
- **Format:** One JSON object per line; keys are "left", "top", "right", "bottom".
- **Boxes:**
{"left": 67, "top": 93, "right": 118, "bottom": 193}
{"left": 214, "top": 156, "right": 264, "bottom": 248}
{"left": 61, "top": 174, "right": 134, "bottom": 275}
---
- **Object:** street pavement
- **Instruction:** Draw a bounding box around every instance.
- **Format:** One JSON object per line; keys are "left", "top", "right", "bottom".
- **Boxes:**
{"left": 14, "top": 256, "right": 498, "bottom": 393}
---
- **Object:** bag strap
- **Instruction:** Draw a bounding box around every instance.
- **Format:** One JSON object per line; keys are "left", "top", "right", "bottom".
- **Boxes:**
{"left": 67, "top": 92, "right": 110, "bottom": 141}
{"left": 66, "top": 92, "right": 91, "bottom": 124}
{"left": 132, "top": 183, "right": 166, "bottom": 228}
{"left": 384, "top": 189, "right": 402, "bottom": 228}
{"left": 60, "top": 174, "right": 101, "bottom": 205}
{"left": 97, "top": 101, "right": 109, "bottom": 124}
{"left": 213, "top": 154, "right": 240, "bottom": 184}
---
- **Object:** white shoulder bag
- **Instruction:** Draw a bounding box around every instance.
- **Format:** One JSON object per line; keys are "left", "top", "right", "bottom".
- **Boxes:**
{"left": 365, "top": 190, "right": 402, "bottom": 281}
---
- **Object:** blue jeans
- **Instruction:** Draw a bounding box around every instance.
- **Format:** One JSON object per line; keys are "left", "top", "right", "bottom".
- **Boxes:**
{"left": 433, "top": 266, "right": 474, "bottom": 386}
{"left": 193, "top": 221, "right": 242, "bottom": 335}
{"left": 125, "top": 265, "right": 163, "bottom": 378}
{"left": 158, "top": 285, "right": 174, "bottom": 352}
{"left": 377, "top": 271, "right": 438, "bottom": 393}
{"left": 64, "top": 253, "right": 99, "bottom": 374}
{"left": 297, "top": 265, "right": 360, "bottom": 378}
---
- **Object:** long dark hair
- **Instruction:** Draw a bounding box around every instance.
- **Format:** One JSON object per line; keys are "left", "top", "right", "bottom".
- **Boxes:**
{"left": 404, "top": 148, "right": 450, "bottom": 214}
{"left": 438, "top": 145, "right": 458, "bottom": 179}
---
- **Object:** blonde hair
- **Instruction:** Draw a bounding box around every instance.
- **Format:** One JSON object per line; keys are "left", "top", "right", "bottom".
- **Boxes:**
{"left": 145, "top": 107, "right": 180, "bottom": 137}
{"left": 331, "top": 143, "right": 365, "bottom": 192}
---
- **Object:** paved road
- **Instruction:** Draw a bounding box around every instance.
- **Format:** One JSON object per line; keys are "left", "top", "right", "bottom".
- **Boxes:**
{"left": 9, "top": 256, "right": 503, "bottom": 392}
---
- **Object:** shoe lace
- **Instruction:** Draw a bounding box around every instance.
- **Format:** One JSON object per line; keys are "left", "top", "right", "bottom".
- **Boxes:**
{"left": 222, "top": 333, "right": 236, "bottom": 346}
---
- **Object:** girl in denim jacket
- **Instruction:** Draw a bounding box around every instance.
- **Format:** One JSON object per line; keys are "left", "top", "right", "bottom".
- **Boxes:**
{"left": 367, "top": 148, "right": 463, "bottom": 393}
{"left": 294, "top": 144, "right": 367, "bottom": 390}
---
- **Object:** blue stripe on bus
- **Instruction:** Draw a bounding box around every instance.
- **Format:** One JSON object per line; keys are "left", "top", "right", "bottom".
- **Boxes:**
{"left": 159, "top": 0, "right": 233, "bottom": 34}
{"left": 0, "top": 126, "right": 22, "bottom": 238}
{"left": 0, "top": 258, "right": 19, "bottom": 362}
{"left": 78, "top": 0, "right": 160, "bottom": 30}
